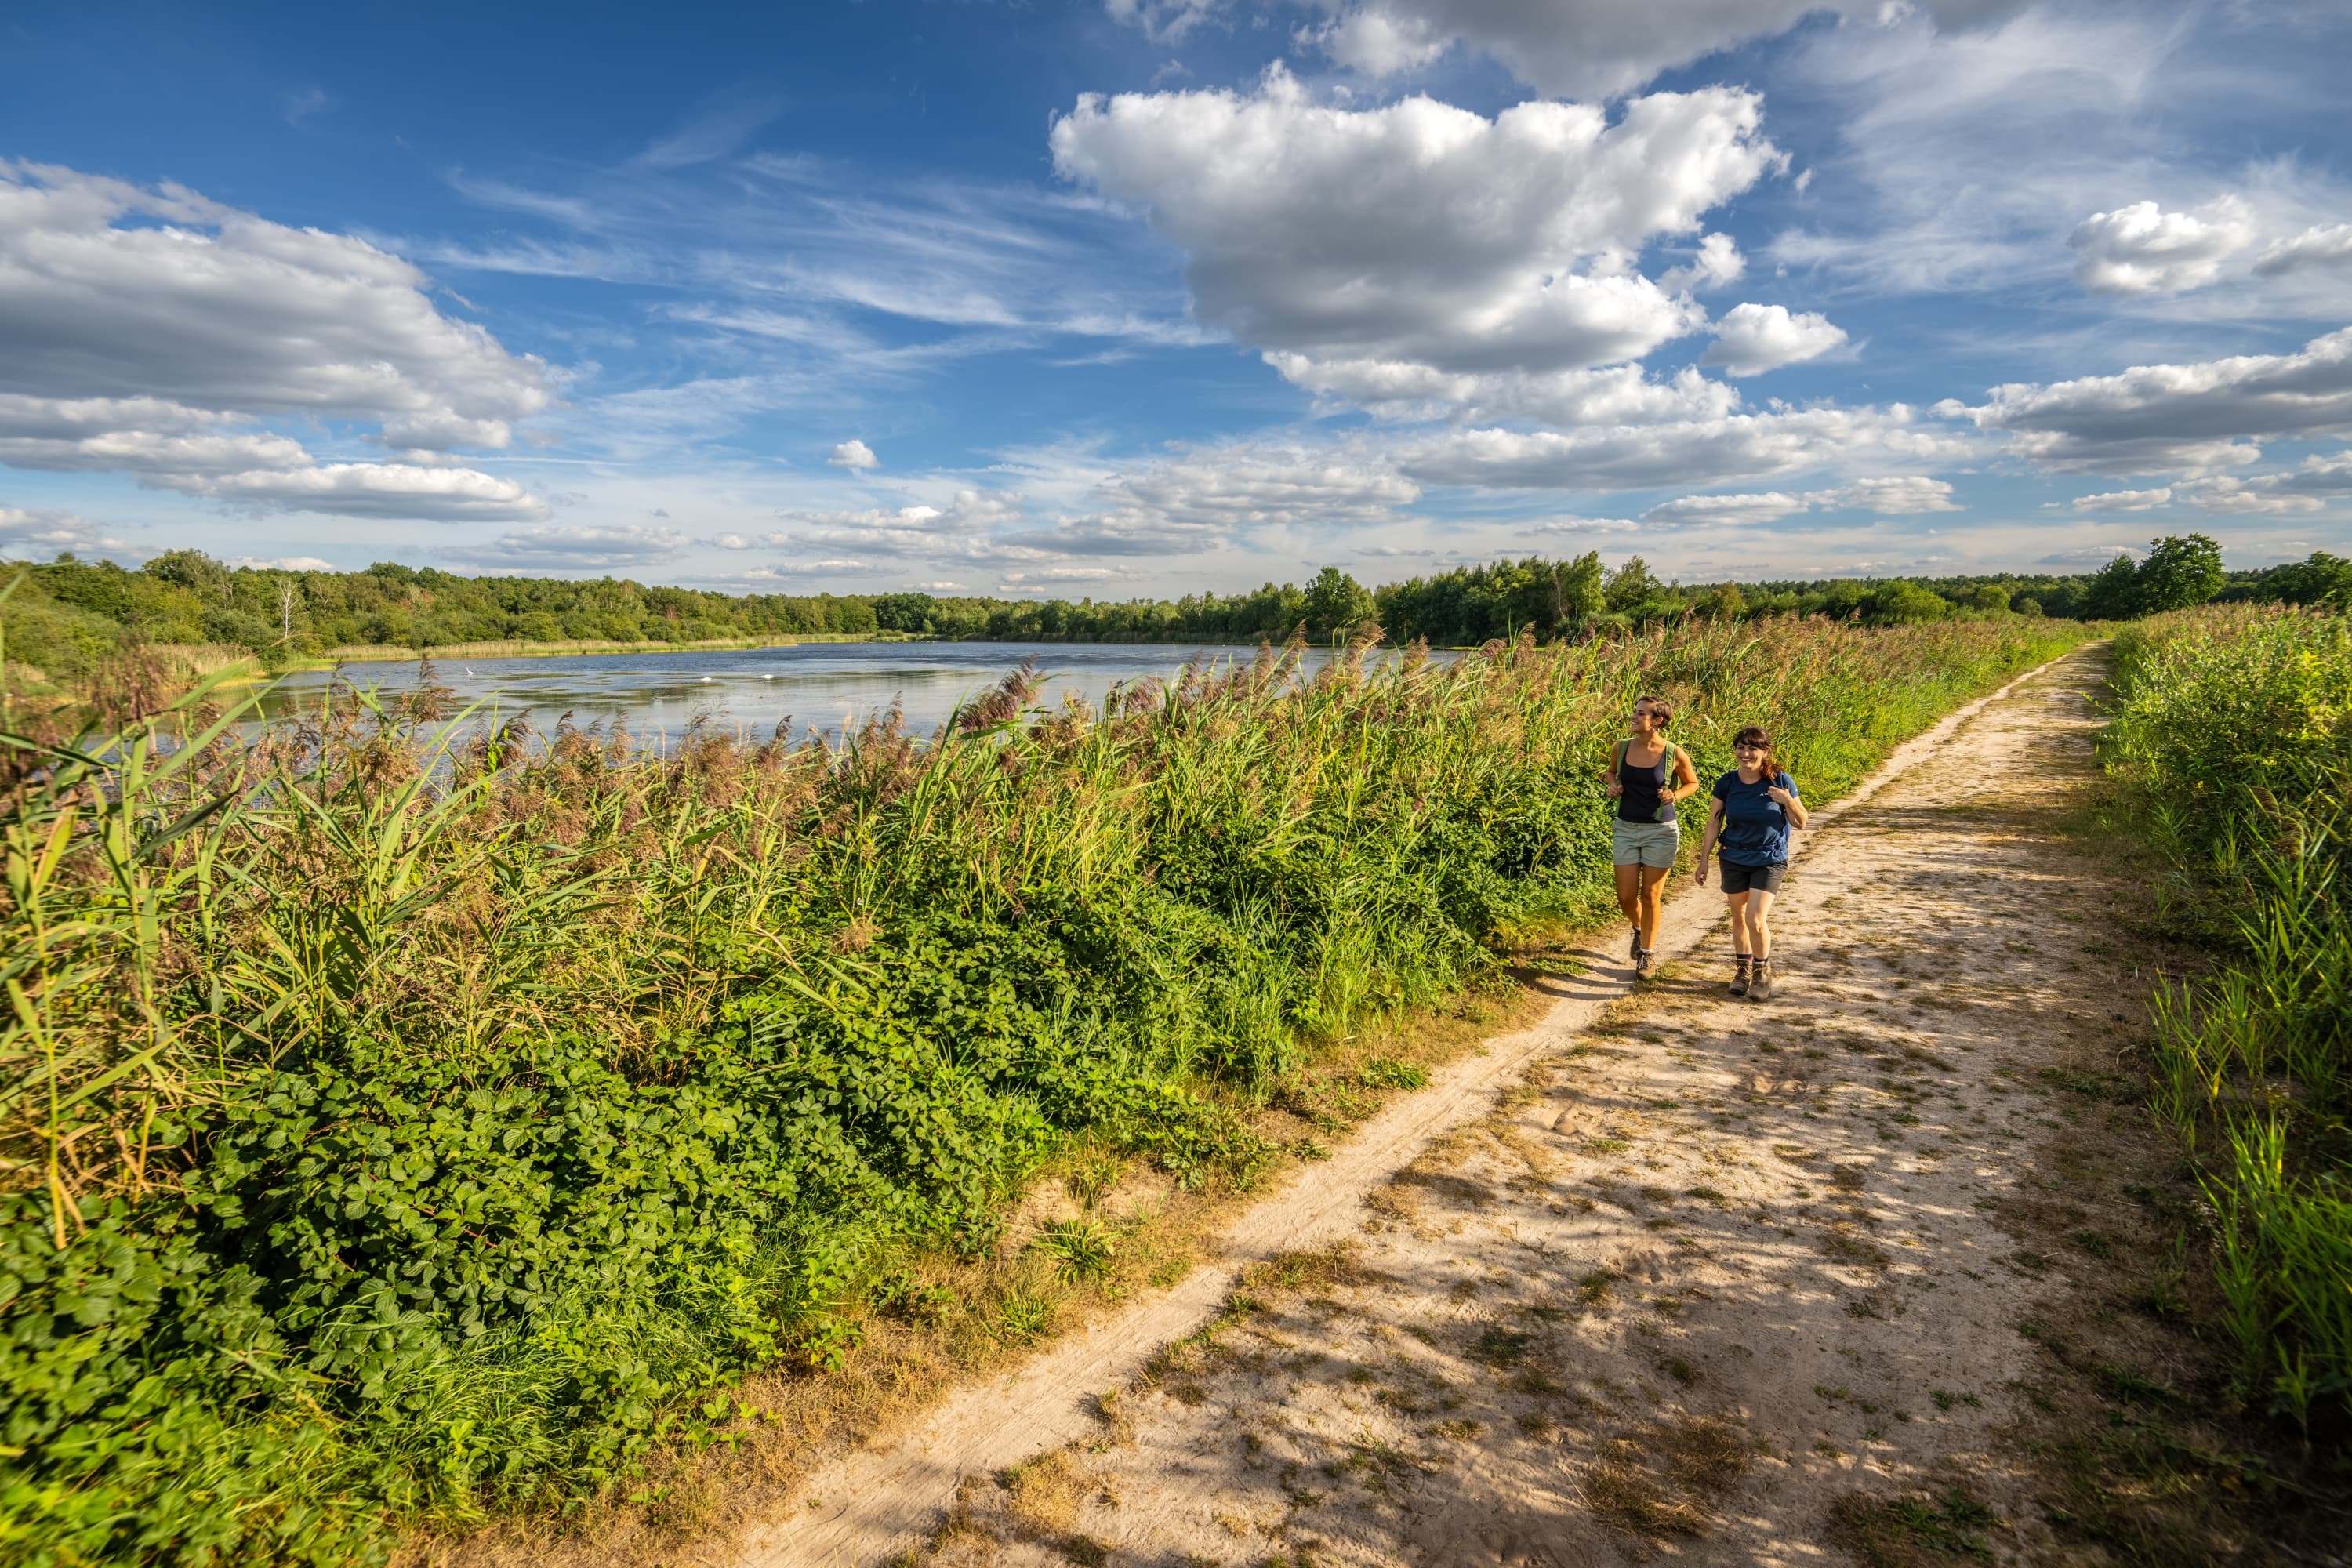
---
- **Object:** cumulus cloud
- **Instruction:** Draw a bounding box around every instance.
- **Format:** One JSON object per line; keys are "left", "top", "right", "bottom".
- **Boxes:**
{"left": 1051, "top": 71, "right": 1777, "bottom": 415}
{"left": 2255, "top": 223, "right": 2352, "bottom": 278}
{"left": 774, "top": 488, "right": 1025, "bottom": 557}
{"left": 1659, "top": 233, "right": 1745, "bottom": 295}
{"left": 1103, "top": 0, "right": 1222, "bottom": 43}
{"left": 1643, "top": 475, "right": 1959, "bottom": 526}
{"left": 1267, "top": 358, "right": 1739, "bottom": 427}
{"left": 1962, "top": 326, "right": 2352, "bottom": 475}
{"left": 1699, "top": 303, "right": 1849, "bottom": 376}
{"left": 0, "top": 504, "right": 130, "bottom": 557}
{"left": 0, "top": 162, "right": 550, "bottom": 521}
{"left": 2173, "top": 452, "right": 2352, "bottom": 515}
{"left": 441, "top": 524, "right": 688, "bottom": 570}
{"left": 1294, "top": 0, "right": 2029, "bottom": 101}
{"left": 827, "top": 438, "right": 880, "bottom": 470}
{"left": 229, "top": 555, "right": 338, "bottom": 571}
{"left": 2069, "top": 488, "right": 2173, "bottom": 511}
{"left": 1400, "top": 405, "right": 1968, "bottom": 492}
{"left": 2069, "top": 198, "right": 2252, "bottom": 295}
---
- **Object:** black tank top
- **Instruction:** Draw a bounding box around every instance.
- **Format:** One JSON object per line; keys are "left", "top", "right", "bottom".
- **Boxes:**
{"left": 1617, "top": 742, "right": 1677, "bottom": 824}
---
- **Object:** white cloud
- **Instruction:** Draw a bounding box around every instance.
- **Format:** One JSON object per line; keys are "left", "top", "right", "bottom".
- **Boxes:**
{"left": 173, "top": 463, "right": 549, "bottom": 521}
{"left": 827, "top": 438, "right": 880, "bottom": 470}
{"left": 1658, "top": 233, "right": 1745, "bottom": 295}
{"left": 2069, "top": 487, "right": 2173, "bottom": 511}
{"left": 0, "top": 162, "right": 547, "bottom": 445}
{"left": 1699, "top": 303, "right": 1849, "bottom": 376}
{"left": 1103, "top": 0, "right": 1222, "bottom": 44}
{"left": 1964, "top": 326, "right": 2352, "bottom": 475}
{"left": 2255, "top": 223, "right": 2352, "bottom": 278}
{"left": 0, "top": 162, "right": 550, "bottom": 521}
{"left": 0, "top": 504, "right": 130, "bottom": 557}
{"left": 1297, "top": 0, "right": 2028, "bottom": 101}
{"left": 228, "top": 554, "right": 337, "bottom": 571}
{"left": 1051, "top": 71, "right": 1777, "bottom": 416}
{"left": 2173, "top": 452, "right": 2352, "bottom": 515}
{"left": 1644, "top": 491, "right": 1808, "bottom": 527}
{"left": 1266, "top": 358, "right": 1739, "bottom": 427}
{"left": 709, "top": 532, "right": 754, "bottom": 550}
{"left": 1401, "top": 405, "right": 1968, "bottom": 492}
{"left": 774, "top": 488, "right": 1026, "bottom": 557}
{"left": 2069, "top": 198, "right": 2252, "bottom": 295}
{"left": 1642, "top": 475, "right": 1958, "bottom": 526}
{"left": 441, "top": 524, "right": 688, "bottom": 570}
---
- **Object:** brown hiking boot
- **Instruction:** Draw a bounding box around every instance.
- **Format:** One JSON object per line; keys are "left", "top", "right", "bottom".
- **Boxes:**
{"left": 1748, "top": 959, "right": 1773, "bottom": 1001}
{"left": 1634, "top": 946, "right": 1657, "bottom": 981}
{"left": 1729, "top": 955, "right": 1752, "bottom": 996}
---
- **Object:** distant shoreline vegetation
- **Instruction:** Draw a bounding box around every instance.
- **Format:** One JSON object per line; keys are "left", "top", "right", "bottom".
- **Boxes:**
{"left": 3, "top": 536, "right": 2347, "bottom": 700}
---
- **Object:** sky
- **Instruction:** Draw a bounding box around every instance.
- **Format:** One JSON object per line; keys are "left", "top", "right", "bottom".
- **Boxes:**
{"left": 1, "top": 0, "right": 2349, "bottom": 597}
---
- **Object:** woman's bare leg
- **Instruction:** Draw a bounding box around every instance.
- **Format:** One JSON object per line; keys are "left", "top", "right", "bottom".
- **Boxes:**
{"left": 1738, "top": 887, "right": 1778, "bottom": 961}
{"left": 1613, "top": 863, "right": 1642, "bottom": 938}
{"left": 1724, "top": 891, "right": 1752, "bottom": 955}
{"left": 1636, "top": 865, "right": 1671, "bottom": 953}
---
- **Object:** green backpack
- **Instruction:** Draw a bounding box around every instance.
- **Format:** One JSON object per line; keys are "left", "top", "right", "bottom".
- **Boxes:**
{"left": 1613, "top": 739, "right": 1688, "bottom": 823}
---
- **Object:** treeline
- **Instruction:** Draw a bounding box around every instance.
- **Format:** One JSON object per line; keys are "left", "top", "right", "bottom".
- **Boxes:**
{"left": 5, "top": 537, "right": 2347, "bottom": 684}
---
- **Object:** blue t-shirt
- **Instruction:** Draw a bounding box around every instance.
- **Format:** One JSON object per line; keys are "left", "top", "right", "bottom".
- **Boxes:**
{"left": 1712, "top": 769, "right": 1799, "bottom": 866}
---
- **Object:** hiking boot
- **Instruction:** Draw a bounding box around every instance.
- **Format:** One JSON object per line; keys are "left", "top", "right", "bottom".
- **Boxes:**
{"left": 1634, "top": 946, "right": 1657, "bottom": 981}
{"left": 1628, "top": 929, "right": 1642, "bottom": 962}
{"left": 1748, "top": 959, "right": 1773, "bottom": 1001}
{"left": 1729, "top": 955, "right": 1752, "bottom": 996}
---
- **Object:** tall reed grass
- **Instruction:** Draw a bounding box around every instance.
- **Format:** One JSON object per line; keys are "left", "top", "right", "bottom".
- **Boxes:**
{"left": 0, "top": 615, "right": 2080, "bottom": 1563}
{"left": 2103, "top": 604, "right": 2352, "bottom": 1436}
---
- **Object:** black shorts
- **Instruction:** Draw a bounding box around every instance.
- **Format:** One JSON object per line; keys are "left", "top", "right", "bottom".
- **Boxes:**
{"left": 1719, "top": 858, "right": 1787, "bottom": 895}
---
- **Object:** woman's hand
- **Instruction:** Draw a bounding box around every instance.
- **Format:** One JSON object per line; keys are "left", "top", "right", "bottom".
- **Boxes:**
{"left": 1767, "top": 785, "right": 1796, "bottom": 808}
{"left": 1606, "top": 777, "right": 1624, "bottom": 797}
{"left": 1695, "top": 858, "right": 1711, "bottom": 886}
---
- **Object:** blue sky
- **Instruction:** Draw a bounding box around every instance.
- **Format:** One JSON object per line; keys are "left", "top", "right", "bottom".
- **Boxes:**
{"left": 2, "top": 0, "right": 2349, "bottom": 597}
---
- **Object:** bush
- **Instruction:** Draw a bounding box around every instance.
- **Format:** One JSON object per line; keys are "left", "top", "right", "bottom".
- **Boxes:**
{"left": 2103, "top": 604, "right": 2352, "bottom": 1436}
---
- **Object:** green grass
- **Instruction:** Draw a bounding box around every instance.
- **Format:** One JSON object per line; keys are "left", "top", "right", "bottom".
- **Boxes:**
{"left": 2102, "top": 603, "right": 2352, "bottom": 1438}
{"left": 0, "top": 615, "right": 2083, "bottom": 1562}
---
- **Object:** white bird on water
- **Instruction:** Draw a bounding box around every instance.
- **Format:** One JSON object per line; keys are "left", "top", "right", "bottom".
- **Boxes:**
{"left": 700, "top": 675, "right": 713, "bottom": 682}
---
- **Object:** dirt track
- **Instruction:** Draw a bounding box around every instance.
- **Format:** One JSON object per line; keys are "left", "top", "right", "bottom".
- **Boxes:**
{"left": 738, "top": 648, "right": 2137, "bottom": 1568}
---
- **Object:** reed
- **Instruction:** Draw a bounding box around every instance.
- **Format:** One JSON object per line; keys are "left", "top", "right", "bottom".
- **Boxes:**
{"left": 2103, "top": 603, "right": 2352, "bottom": 1437}
{"left": 0, "top": 615, "right": 2082, "bottom": 1563}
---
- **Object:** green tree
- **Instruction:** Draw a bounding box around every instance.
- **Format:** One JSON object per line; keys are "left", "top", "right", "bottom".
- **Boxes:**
{"left": 1864, "top": 581, "right": 1950, "bottom": 625}
{"left": 1302, "top": 566, "right": 1376, "bottom": 639}
{"left": 1603, "top": 557, "right": 1661, "bottom": 614}
{"left": 2258, "top": 550, "right": 2352, "bottom": 606}
{"left": 1969, "top": 583, "right": 2012, "bottom": 613}
{"left": 2076, "top": 554, "right": 2143, "bottom": 620}
{"left": 2133, "top": 533, "right": 2226, "bottom": 613}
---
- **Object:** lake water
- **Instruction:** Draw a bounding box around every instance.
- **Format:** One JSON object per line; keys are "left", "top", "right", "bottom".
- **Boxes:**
{"left": 254, "top": 641, "right": 1360, "bottom": 747}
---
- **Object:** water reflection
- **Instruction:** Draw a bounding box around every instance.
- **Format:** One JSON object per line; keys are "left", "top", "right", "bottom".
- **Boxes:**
{"left": 255, "top": 641, "right": 1373, "bottom": 749}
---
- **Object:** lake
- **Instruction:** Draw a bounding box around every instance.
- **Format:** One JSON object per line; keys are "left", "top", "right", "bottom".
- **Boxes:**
{"left": 254, "top": 641, "right": 1363, "bottom": 747}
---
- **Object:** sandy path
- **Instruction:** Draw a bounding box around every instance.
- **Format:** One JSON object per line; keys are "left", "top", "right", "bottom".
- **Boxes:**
{"left": 734, "top": 649, "right": 2110, "bottom": 1568}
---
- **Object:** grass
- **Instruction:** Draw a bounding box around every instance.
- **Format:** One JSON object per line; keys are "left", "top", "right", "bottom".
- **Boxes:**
{"left": 2101, "top": 603, "right": 2352, "bottom": 1439}
{"left": 0, "top": 615, "right": 2085, "bottom": 1563}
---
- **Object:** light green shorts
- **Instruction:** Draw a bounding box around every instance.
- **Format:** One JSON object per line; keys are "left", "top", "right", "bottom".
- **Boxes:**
{"left": 1611, "top": 818, "right": 1679, "bottom": 869}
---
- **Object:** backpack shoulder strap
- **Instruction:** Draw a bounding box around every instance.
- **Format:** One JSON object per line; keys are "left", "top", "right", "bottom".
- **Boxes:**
{"left": 1614, "top": 738, "right": 1631, "bottom": 775}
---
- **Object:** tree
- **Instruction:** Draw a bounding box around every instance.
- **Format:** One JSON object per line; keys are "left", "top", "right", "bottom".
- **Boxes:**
{"left": 2075, "top": 554, "right": 2143, "bottom": 620}
{"left": 2134, "top": 533, "right": 2225, "bottom": 613}
{"left": 1603, "top": 557, "right": 1661, "bottom": 614}
{"left": 1302, "top": 566, "right": 1376, "bottom": 639}
{"left": 1969, "top": 583, "right": 2012, "bottom": 613}
{"left": 2258, "top": 550, "right": 2352, "bottom": 606}
{"left": 1555, "top": 552, "right": 1605, "bottom": 627}
{"left": 1864, "top": 580, "right": 1950, "bottom": 625}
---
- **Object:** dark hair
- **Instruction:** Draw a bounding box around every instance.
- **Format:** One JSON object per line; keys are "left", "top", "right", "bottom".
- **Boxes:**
{"left": 1732, "top": 724, "right": 1778, "bottom": 779}
{"left": 1635, "top": 694, "right": 1673, "bottom": 730}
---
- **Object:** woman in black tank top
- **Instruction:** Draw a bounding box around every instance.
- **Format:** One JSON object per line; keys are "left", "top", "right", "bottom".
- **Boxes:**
{"left": 1603, "top": 695, "right": 1700, "bottom": 978}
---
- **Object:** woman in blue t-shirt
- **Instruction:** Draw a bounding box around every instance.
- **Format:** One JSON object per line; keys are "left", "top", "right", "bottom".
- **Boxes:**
{"left": 1696, "top": 724, "right": 1809, "bottom": 1000}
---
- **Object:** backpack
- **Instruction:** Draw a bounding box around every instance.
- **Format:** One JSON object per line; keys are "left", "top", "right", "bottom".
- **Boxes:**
{"left": 1613, "top": 739, "right": 1688, "bottom": 823}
